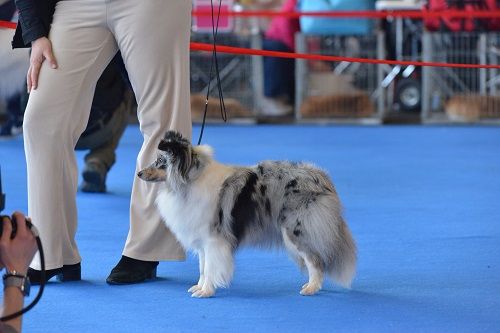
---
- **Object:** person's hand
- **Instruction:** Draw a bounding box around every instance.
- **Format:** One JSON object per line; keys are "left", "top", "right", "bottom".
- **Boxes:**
{"left": 27, "top": 36, "right": 58, "bottom": 93}
{"left": 0, "top": 212, "right": 37, "bottom": 275}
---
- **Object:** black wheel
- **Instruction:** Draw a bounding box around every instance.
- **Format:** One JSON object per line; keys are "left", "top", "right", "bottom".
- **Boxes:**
{"left": 395, "top": 78, "right": 421, "bottom": 112}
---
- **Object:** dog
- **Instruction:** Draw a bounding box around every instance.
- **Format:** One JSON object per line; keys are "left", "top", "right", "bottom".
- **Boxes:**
{"left": 445, "top": 95, "right": 500, "bottom": 122}
{"left": 138, "top": 131, "right": 357, "bottom": 298}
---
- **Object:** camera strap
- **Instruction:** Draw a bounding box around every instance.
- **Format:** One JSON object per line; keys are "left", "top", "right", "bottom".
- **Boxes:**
{"left": 0, "top": 223, "right": 46, "bottom": 322}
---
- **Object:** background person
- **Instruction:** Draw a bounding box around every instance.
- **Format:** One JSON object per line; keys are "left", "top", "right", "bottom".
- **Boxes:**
{"left": 76, "top": 54, "right": 134, "bottom": 193}
{"left": 239, "top": 0, "right": 299, "bottom": 117}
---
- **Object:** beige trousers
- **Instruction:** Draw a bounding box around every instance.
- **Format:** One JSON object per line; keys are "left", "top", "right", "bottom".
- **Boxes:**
{"left": 23, "top": 0, "right": 192, "bottom": 270}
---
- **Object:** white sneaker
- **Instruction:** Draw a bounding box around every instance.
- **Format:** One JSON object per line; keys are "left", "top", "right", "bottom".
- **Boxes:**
{"left": 258, "top": 97, "right": 293, "bottom": 116}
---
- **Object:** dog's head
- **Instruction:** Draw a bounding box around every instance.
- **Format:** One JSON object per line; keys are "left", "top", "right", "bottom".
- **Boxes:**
{"left": 137, "top": 131, "right": 212, "bottom": 186}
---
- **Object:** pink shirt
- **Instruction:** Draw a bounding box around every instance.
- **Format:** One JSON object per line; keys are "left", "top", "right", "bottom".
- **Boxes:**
{"left": 264, "top": 0, "right": 300, "bottom": 51}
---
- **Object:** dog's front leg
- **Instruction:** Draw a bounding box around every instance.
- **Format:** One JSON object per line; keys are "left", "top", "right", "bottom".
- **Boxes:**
{"left": 188, "top": 249, "right": 205, "bottom": 293}
{"left": 191, "top": 240, "right": 233, "bottom": 298}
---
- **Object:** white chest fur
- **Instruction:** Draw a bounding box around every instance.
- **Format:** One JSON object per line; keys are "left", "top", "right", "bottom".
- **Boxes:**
{"left": 155, "top": 162, "right": 232, "bottom": 251}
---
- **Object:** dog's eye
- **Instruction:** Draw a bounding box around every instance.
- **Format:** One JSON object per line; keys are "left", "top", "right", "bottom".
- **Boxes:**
{"left": 157, "top": 156, "right": 165, "bottom": 164}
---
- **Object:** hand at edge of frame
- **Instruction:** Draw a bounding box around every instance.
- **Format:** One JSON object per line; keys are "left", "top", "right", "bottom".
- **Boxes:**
{"left": 0, "top": 212, "right": 37, "bottom": 275}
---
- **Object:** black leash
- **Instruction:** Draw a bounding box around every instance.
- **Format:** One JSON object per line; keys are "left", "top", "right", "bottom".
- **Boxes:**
{"left": 197, "top": 0, "right": 227, "bottom": 145}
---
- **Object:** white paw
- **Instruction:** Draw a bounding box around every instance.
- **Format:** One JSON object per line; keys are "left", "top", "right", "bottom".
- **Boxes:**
{"left": 191, "top": 288, "right": 215, "bottom": 298}
{"left": 188, "top": 284, "right": 201, "bottom": 293}
{"left": 300, "top": 282, "right": 321, "bottom": 296}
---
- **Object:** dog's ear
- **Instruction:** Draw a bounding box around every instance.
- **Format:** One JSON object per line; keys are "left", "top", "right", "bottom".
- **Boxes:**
{"left": 163, "top": 130, "right": 185, "bottom": 142}
{"left": 158, "top": 133, "right": 187, "bottom": 152}
{"left": 158, "top": 139, "right": 169, "bottom": 152}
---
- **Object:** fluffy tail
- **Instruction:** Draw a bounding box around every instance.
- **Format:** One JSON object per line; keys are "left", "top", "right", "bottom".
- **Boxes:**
{"left": 328, "top": 220, "right": 357, "bottom": 288}
{"left": 301, "top": 196, "right": 357, "bottom": 289}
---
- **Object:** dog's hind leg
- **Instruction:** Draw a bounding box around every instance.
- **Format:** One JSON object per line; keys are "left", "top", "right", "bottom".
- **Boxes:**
{"left": 191, "top": 239, "right": 234, "bottom": 298}
{"left": 299, "top": 252, "right": 324, "bottom": 296}
{"left": 188, "top": 249, "right": 206, "bottom": 293}
{"left": 282, "top": 228, "right": 324, "bottom": 296}
{"left": 282, "top": 227, "right": 305, "bottom": 269}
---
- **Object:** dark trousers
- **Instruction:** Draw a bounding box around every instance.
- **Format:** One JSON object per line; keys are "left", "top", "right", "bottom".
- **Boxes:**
{"left": 263, "top": 39, "right": 295, "bottom": 103}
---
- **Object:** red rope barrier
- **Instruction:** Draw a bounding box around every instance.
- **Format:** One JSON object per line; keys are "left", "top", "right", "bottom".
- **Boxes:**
{"left": 2, "top": 20, "right": 499, "bottom": 69}
{"left": 0, "top": 20, "right": 16, "bottom": 29}
{"left": 191, "top": 9, "right": 500, "bottom": 19}
{"left": 0, "top": 10, "right": 498, "bottom": 25}
{"left": 190, "top": 42, "right": 500, "bottom": 70}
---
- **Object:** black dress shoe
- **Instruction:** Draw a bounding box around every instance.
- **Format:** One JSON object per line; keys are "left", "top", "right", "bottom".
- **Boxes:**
{"left": 106, "top": 256, "right": 159, "bottom": 285}
{"left": 80, "top": 161, "right": 107, "bottom": 193}
{"left": 28, "top": 263, "right": 81, "bottom": 285}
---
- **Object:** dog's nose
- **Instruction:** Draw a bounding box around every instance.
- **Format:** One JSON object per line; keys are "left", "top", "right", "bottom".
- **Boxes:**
{"left": 137, "top": 171, "right": 143, "bottom": 178}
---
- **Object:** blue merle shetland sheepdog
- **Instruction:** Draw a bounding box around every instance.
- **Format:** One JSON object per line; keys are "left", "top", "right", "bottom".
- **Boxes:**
{"left": 138, "top": 131, "right": 357, "bottom": 298}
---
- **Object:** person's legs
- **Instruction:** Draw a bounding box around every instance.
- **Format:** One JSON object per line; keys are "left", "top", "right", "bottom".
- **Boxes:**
{"left": 83, "top": 88, "right": 130, "bottom": 170}
{"left": 23, "top": 0, "right": 117, "bottom": 271}
{"left": 260, "top": 39, "right": 295, "bottom": 116}
{"left": 79, "top": 60, "right": 130, "bottom": 193}
{"left": 80, "top": 92, "right": 130, "bottom": 193}
{"left": 106, "top": 0, "right": 192, "bottom": 283}
{"left": 263, "top": 39, "right": 295, "bottom": 101}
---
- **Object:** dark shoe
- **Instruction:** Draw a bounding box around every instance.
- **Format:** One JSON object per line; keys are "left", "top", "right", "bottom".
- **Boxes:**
{"left": 28, "top": 263, "right": 81, "bottom": 285}
{"left": 81, "top": 161, "right": 107, "bottom": 193}
{"left": 106, "top": 256, "right": 159, "bottom": 285}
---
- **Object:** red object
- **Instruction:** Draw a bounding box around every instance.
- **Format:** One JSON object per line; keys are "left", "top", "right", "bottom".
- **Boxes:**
{"left": 1, "top": 11, "right": 499, "bottom": 23}
{"left": 190, "top": 42, "right": 500, "bottom": 69}
{"left": 192, "top": 1, "right": 234, "bottom": 33}
{"left": 190, "top": 9, "right": 500, "bottom": 19}
{"left": 0, "top": 20, "right": 16, "bottom": 29}
{"left": 265, "top": 0, "right": 300, "bottom": 50}
{"left": 0, "top": 19, "right": 498, "bottom": 69}
{"left": 425, "top": 0, "right": 500, "bottom": 31}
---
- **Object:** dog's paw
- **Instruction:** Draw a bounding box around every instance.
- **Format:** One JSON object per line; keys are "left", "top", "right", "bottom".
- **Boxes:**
{"left": 191, "top": 288, "right": 215, "bottom": 298}
{"left": 300, "top": 282, "right": 321, "bottom": 296}
{"left": 188, "top": 284, "right": 202, "bottom": 293}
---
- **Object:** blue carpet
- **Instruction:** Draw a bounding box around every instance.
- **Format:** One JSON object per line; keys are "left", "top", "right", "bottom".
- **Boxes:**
{"left": 1, "top": 124, "right": 499, "bottom": 332}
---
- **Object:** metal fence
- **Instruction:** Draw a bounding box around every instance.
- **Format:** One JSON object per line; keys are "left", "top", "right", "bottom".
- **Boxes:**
{"left": 189, "top": 29, "right": 499, "bottom": 124}
{"left": 487, "top": 33, "right": 499, "bottom": 104}
{"left": 422, "top": 32, "right": 500, "bottom": 123}
{"left": 295, "top": 33, "right": 384, "bottom": 123}
{"left": 190, "top": 32, "right": 259, "bottom": 122}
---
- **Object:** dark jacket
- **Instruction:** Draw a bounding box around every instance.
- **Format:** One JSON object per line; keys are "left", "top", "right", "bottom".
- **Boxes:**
{"left": 0, "top": 0, "right": 17, "bottom": 21}
{"left": 12, "top": 0, "right": 58, "bottom": 48}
